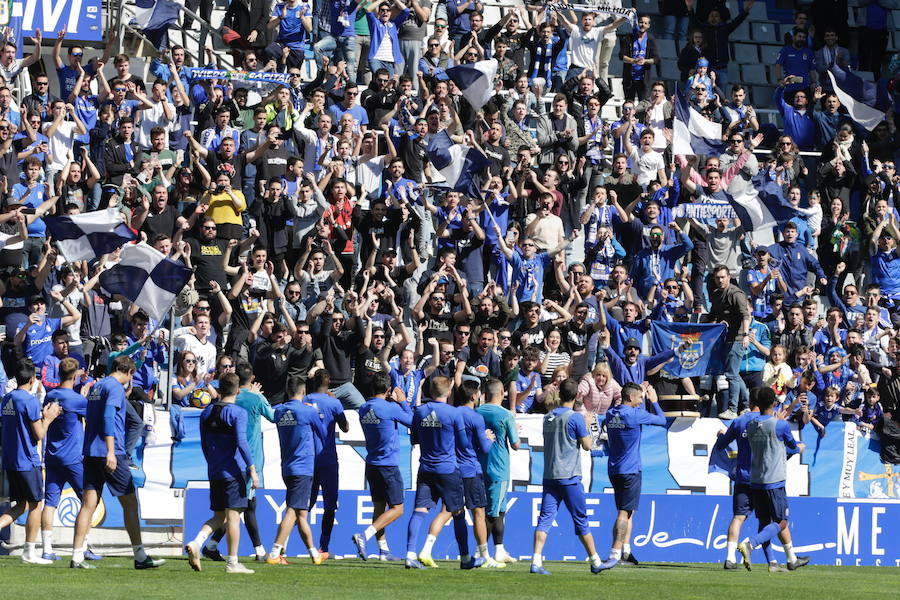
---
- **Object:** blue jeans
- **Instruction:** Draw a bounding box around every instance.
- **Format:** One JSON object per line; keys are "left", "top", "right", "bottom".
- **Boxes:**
{"left": 720, "top": 340, "right": 745, "bottom": 413}
{"left": 314, "top": 35, "right": 359, "bottom": 82}
{"left": 330, "top": 381, "right": 365, "bottom": 409}
{"left": 369, "top": 58, "right": 398, "bottom": 77}
{"left": 169, "top": 403, "right": 186, "bottom": 442}
{"left": 715, "top": 67, "right": 730, "bottom": 96}
{"left": 661, "top": 15, "right": 690, "bottom": 44}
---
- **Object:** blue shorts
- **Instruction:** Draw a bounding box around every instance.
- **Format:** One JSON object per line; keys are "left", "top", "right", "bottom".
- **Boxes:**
{"left": 365, "top": 464, "right": 404, "bottom": 507}
{"left": 536, "top": 480, "right": 589, "bottom": 535}
{"left": 310, "top": 464, "right": 339, "bottom": 511}
{"left": 732, "top": 483, "right": 754, "bottom": 517}
{"left": 610, "top": 472, "right": 642, "bottom": 512}
{"left": 483, "top": 477, "right": 509, "bottom": 518}
{"left": 6, "top": 468, "right": 43, "bottom": 502}
{"left": 210, "top": 476, "right": 248, "bottom": 511}
{"left": 414, "top": 469, "right": 464, "bottom": 513}
{"left": 752, "top": 486, "right": 789, "bottom": 524}
{"left": 45, "top": 462, "right": 84, "bottom": 508}
{"left": 463, "top": 475, "right": 487, "bottom": 510}
{"left": 285, "top": 474, "right": 313, "bottom": 510}
{"left": 84, "top": 455, "right": 135, "bottom": 497}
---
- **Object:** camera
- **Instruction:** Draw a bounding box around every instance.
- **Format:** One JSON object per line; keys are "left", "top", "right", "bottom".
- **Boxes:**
{"left": 214, "top": 184, "right": 226, "bottom": 194}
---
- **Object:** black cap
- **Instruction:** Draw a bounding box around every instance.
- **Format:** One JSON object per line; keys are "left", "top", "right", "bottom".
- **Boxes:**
{"left": 624, "top": 337, "right": 641, "bottom": 350}
{"left": 27, "top": 294, "right": 46, "bottom": 305}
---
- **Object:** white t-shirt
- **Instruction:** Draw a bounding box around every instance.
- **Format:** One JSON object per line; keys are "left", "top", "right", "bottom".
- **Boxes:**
{"left": 524, "top": 213, "right": 565, "bottom": 251}
{"left": 374, "top": 33, "right": 394, "bottom": 61}
{"left": 570, "top": 26, "right": 602, "bottom": 69}
{"left": 0, "top": 58, "right": 26, "bottom": 84}
{"left": 647, "top": 102, "right": 667, "bottom": 151}
{"left": 137, "top": 100, "right": 175, "bottom": 149}
{"left": 357, "top": 155, "right": 386, "bottom": 208}
{"left": 42, "top": 120, "right": 77, "bottom": 171}
{"left": 628, "top": 146, "right": 665, "bottom": 189}
{"left": 173, "top": 331, "right": 217, "bottom": 377}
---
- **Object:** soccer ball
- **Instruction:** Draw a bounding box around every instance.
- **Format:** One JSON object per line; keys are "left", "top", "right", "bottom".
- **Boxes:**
{"left": 190, "top": 389, "right": 212, "bottom": 408}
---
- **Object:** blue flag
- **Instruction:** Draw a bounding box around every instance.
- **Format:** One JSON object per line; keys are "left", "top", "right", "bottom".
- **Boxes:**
{"left": 672, "top": 83, "right": 724, "bottom": 157}
{"left": 726, "top": 173, "right": 802, "bottom": 231}
{"left": 650, "top": 321, "right": 726, "bottom": 378}
{"left": 426, "top": 130, "right": 491, "bottom": 200}
{"left": 828, "top": 66, "right": 891, "bottom": 131}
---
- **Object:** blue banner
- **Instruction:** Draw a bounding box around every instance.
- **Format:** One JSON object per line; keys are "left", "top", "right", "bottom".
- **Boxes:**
{"left": 8, "top": 0, "right": 103, "bottom": 45}
{"left": 650, "top": 321, "right": 727, "bottom": 378}
{"left": 183, "top": 489, "right": 900, "bottom": 566}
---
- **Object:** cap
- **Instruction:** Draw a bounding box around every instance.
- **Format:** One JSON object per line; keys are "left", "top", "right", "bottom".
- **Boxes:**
{"left": 27, "top": 294, "right": 46, "bottom": 305}
{"left": 624, "top": 337, "right": 641, "bottom": 350}
{"left": 696, "top": 58, "right": 709, "bottom": 68}
{"left": 755, "top": 246, "right": 769, "bottom": 255}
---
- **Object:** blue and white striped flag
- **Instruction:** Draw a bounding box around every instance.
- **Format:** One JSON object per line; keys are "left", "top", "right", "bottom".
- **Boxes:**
{"left": 672, "top": 84, "right": 724, "bottom": 157}
{"left": 131, "top": 0, "right": 180, "bottom": 50}
{"left": 827, "top": 66, "right": 892, "bottom": 131}
{"left": 100, "top": 243, "right": 191, "bottom": 321}
{"left": 726, "top": 173, "right": 802, "bottom": 231}
{"left": 446, "top": 59, "right": 498, "bottom": 110}
{"left": 426, "top": 130, "right": 491, "bottom": 199}
{"left": 45, "top": 208, "right": 137, "bottom": 263}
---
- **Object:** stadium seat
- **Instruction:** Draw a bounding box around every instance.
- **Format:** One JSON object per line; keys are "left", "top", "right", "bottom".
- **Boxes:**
{"left": 609, "top": 77, "right": 625, "bottom": 104}
{"left": 847, "top": 9, "right": 857, "bottom": 28}
{"left": 732, "top": 20, "right": 751, "bottom": 42}
{"left": 633, "top": 0, "right": 660, "bottom": 15}
{"left": 741, "top": 64, "right": 768, "bottom": 85}
{"left": 733, "top": 43, "right": 758, "bottom": 64}
{"left": 748, "top": 2, "right": 768, "bottom": 21}
{"left": 751, "top": 23, "right": 778, "bottom": 44}
{"left": 660, "top": 59, "right": 680, "bottom": 81}
{"left": 894, "top": 10, "right": 900, "bottom": 30}
{"left": 857, "top": 71, "right": 875, "bottom": 81}
{"left": 656, "top": 38, "right": 676, "bottom": 60}
{"left": 759, "top": 44, "right": 782, "bottom": 66}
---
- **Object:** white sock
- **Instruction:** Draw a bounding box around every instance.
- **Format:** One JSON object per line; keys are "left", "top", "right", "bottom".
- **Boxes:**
{"left": 24, "top": 542, "right": 37, "bottom": 559}
{"left": 254, "top": 545, "right": 266, "bottom": 557}
{"left": 610, "top": 548, "right": 622, "bottom": 560}
{"left": 495, "top": 543, "right": 507, "bottom": 557}
{"left": 192, "top": 532, "right": 209, "bottom": 549}
{"left": 204, "top": 538, "right": 218, "bottom": 550}
{"left": 363, "top": 525, "right": 377, "bottom": 541}
{"left": 421, "top": 534, "right": 436, "bottom": 555}
{"left": 726, "top": 541, "right": 737, "bottom": 563}
{"left": 227, "top": 555, "right": 238, "bottom": 566}
{"left": 309, "top": 547, "right": 320, "bottom": 560}
{"left": 41, "top": 530, "right": 53, "bottom": 554}
{"left": 73, "top": 547, "right": 86, "bottom": 563}
{"left": 532, "top": 554, "right": 543, "bottom": 568}
{"left": 133, "top": 545, "right": 148, "bottom": 562}
{"left": 476, "top": 544, "right": 488, "bottom": 558}
{"left": 590, "top": 553, "right": 601, "bottom": 567}
{"left": 406, "top": 551, "right": 417, "bottom": 561}
{"left": 783, "top": 543, "right": 796, "bottom": 563}
{"left": 623, "top": 543, "right": 631, "bottom": 558}
{"left": 269, "top": 543, "right": 283, "bottom": 559}
{"left": 377, "top": 539, "right": 389, "bottom": 552}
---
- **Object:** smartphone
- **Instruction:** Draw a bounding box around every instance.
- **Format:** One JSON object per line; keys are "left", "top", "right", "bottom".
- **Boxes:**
{"left": 0, "top": 324, "right": 6, "bottom": 336}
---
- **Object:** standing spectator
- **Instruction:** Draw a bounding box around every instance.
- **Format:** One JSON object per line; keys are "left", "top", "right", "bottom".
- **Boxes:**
{"left": 661, "top": 0, "right": 690, "bottom": 45}
{"left": 708, "top": 265, "right": 751, "bottom": 420}
{"left": 447, "top": 0, "right": 482, "bottom": 50}
{"left": 366, "top": 0, "right": 411, "bottom": 77}
{"left": 269, "top": 0, "right": 314, "bottom": 69}
{"left": 774, "top": 28, "right": 816, "bottom": 97}
{"left": 398, "top": 0, "right": 431, "bottom": 89}
{"left": 859, "top": 0, "right": 890, "bottom": 78}
{"left": 619, "top": 14, "right": 658, "bottom": 102}
{"left": 810, "top": 0, "right": 848, "bottom": 50}
{"left": 687, "top": 0, "right": 752, "bottom": 93}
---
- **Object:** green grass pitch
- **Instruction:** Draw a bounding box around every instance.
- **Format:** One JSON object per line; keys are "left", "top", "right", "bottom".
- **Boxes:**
{"left": 0, "top": 556, "right": 890, "bottom": 599}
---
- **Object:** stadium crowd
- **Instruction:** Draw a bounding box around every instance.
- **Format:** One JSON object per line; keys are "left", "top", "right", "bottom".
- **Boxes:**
{"left": 1, "top": 0, "right": 900, "bottom": 574}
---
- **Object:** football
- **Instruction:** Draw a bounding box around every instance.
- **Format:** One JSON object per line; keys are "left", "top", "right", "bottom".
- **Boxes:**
{"left": 190, "top": 389, "right": 212, "bottom": 409}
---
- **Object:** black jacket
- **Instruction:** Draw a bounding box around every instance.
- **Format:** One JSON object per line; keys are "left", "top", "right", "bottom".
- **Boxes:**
{"left": 103, "top": 135, "right": 141, "bottom": 185}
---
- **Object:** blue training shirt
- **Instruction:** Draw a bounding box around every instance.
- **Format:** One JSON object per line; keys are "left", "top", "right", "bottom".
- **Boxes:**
{"left": 1, "top": 388, "right": 42, "bottom": 471}
{"left": 456, "top": 405, "right": 493, "bottom": 478}
{"left": 605, "top": 401, "right": 666, "bottom": 476}
{"left": 44, "top": 387, "right": 87, "bottom": 467}
{"left": 200, "top": 402, "right": 254, "bottom": 480}
{"left": 358, "top": 396, "right": 412, "bottom": 467}
{"left": 274, "top": 399, "right": 325, "bottom": 477}
{"left": 303, "top": 391, "right": 348, "bottom": 467}
{"left": 84, "top": 376, "right": 127, "bottom": 458}
{"left": 412, "top": 400, "right": 469, "bottom": 474}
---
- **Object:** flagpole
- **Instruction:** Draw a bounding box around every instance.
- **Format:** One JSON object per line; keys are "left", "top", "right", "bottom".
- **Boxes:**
{"left": 165, "top": 306, "right": 175, "bottom": 411}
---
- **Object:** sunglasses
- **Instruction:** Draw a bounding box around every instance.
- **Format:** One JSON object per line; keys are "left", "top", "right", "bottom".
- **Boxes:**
{"left": 286, "top": 289, "right": 301, "bottom": 295}
{"left": 729, "top": 139, "right": 743, "bottom": 144}
{"left": 71, "top": 52, "right": 83, "bottom": 58}
{"left": 297, "top": 329, "right": 310, "bottom": 334}
{"left": 372, "top": 334, "right": 385, "bottom": 338}
{"left": 650, "top": 233, "right": 663, "bottom": 238}
{"left": 289, "top": 72, "right": 301, "bottom": 76}
{"left": 114, "top": 87, "right": 127, "bottom": 92}
{"left": 35, "top": 81, "right": 48, "bottom": 86}
{"left": 499, "top": 335, "right": 511, "bottom": 340}
{"left": 435, "top": 23, "right": 447, "bottom": 28}
{"left": 184, "top": 358, "right": 196, "bottom": 363}
{"left": 195, "top": 306, "right": 211, "bottom": 311}
{"left": 220, "top": 364, "right": 234, "bottom": 369}
{"left": 429, "top": 43, "right": 440, "bottom": 47}
{"left": 202, "top": 225, "right": 217, "bottom": 230}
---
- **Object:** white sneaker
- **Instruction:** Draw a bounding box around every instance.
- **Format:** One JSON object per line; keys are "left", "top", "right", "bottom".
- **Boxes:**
{"left": 479, "top": 556, "right": 506, "bottom": 568}
{"left": 225, "top": 561, "right": 255, "bottom": 574}
{"left": 22, "top": 554, "right": 53, "bottom": 565}
{"left": 495, "top": 552, "right": 518, "bottom": 564}
{"left": 718, "top": 410, "right": 738, "bottom": 420}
